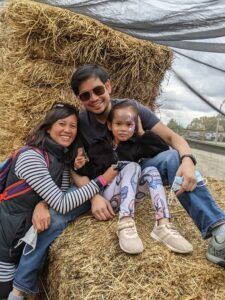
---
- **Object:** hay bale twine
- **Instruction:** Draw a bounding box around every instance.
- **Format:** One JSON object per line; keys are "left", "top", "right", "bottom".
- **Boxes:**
{"left": 0, "top": 0, "right": 172, "bottom": 160}
{"left": 40, "top": 179, "right": 225, "bottom": 300}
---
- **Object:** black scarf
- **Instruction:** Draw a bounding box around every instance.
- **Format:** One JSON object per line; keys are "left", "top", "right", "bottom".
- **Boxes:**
{"left": 43, "top": 136, "right": 71, "bottom": 164}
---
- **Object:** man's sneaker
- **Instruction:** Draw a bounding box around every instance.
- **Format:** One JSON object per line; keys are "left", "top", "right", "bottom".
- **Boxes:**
{"left": 117, "top": 218, "right": 144, "bottom": 254}
{"left": 151, "top": 223, "right": 193, "bottom": 254}
{"left": 206, "top": 236, "right": 225, "bottom": 267}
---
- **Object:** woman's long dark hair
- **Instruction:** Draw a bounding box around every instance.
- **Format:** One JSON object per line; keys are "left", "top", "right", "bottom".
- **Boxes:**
{"left": 26, "top": 103, "right": 79, "bottom": 151}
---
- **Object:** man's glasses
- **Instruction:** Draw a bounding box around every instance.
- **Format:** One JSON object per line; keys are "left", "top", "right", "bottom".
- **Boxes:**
{"left": 78, "top": 85, "right": 105, "bottom": 102}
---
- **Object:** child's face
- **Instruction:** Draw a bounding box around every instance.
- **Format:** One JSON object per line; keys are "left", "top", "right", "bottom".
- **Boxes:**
{"left": 108, "top": 108, "right": 136, "bottom": 144}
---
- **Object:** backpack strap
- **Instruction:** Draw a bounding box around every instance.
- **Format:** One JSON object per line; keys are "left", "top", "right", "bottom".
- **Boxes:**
{"left": 0, "top": 147, "right": 49, "bottom": 203}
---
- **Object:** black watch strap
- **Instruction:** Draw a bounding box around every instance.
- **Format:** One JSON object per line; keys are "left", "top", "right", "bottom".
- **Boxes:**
{"left": 180, "top": 154, "right": 197, "bottom": 165}
{"left": 93, "top": 177, "right": 107, "bottom": 191}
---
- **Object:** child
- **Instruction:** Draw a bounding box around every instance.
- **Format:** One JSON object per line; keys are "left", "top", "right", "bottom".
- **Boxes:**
{"left": 77, "top": 101, "right": 193, "bottom": 255}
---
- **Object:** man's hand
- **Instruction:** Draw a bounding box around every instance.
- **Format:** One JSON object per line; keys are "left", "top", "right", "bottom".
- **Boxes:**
{"left": 176, "top": 158, "right": 197, "bottom": 196}
{"left": 137, "top": 116, "right": 145, "bottom": 136}
{"left": 91, "top": 194, "right": 115, "bottom": 221}
{"left": 32, "top": 202, "right": 51, "bottom": 233}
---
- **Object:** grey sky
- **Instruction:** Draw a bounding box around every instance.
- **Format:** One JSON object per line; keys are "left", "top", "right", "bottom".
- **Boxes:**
{"left": 156, "top": 37, "right": 225, "bottom": 126}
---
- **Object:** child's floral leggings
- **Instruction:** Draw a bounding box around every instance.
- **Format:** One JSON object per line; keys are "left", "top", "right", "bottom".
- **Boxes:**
{"left": 102, "top": 162, "right": 170, "bottom": 220}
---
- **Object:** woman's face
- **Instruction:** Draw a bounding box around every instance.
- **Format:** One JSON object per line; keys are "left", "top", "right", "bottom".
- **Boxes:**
{"left": 48, "top": 114, "right": 78, "bottom": 147}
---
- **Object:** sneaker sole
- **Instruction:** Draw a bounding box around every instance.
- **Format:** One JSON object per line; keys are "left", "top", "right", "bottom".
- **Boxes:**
{"left": 150, "top": 231, "right": 193, "bottom": 254}
{"left": 206, "top": 252, "right": 225, "bottom": 267}
{"left": 119, "top": 242, "right": 144, "bottom": 255}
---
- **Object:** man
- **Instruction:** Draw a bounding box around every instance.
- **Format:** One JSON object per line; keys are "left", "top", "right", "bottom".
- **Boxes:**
{"left": 9, "top": 64, "right": 225, "bottom": 300}
{"left": 71, "top": 64, "right": 225, "bottom": 263}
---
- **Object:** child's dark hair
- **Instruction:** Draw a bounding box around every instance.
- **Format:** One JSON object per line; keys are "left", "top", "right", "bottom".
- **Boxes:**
{"left": 71, "top": 64, "right": 109, "bottom": 96}
{"left": 108, "top": 101, "right": 139, "bottom": 135}
{"left": 26, "top": 102, "right": 79, "bottom": 150}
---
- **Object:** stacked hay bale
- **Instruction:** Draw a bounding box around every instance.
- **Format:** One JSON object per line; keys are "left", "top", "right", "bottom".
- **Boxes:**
{"left": 45, "top": 179, "right": 225, "bottom": 300}
{"left": 0, "top": 0, "right": 172, "bottom": 160}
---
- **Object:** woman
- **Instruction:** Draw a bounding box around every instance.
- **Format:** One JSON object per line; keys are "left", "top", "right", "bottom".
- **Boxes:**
{"left": 0, "top": 102, "right": 117, "bottom": 299}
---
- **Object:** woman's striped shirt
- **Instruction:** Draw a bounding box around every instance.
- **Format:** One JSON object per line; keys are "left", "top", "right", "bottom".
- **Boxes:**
{"left": 15, "top": 149, "right": 100, "bottom": 214}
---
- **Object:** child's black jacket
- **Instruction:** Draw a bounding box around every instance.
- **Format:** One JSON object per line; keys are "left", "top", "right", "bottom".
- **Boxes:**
{"left": 77, "top": 131, "right": 169, "bottom": 179}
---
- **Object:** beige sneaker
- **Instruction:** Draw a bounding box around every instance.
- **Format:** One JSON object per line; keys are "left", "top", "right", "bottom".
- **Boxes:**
{"left": 151, "top": 223, "right": 193, "bottom": 253}
{"left": 117, "top": 218, "right": 144, "bottom": 254}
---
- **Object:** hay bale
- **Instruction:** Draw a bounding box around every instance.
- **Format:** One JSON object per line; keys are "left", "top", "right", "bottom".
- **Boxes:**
{"left": 0, "top": 75, "right": 79, "bottom": 160}
{"left": 2, "top": 0, "right": 172, "bottom": 104}
{"left": 0, "top": 0, "right": 172, "bottom": 159}
{"left": 39, "top": 179, "right": 225, "bottom": 300}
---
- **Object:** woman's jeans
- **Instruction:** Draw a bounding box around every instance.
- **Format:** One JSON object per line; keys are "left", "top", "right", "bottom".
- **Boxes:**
{"left": 13, "top": 150, "right": 225, "bottom": 294}
{"left": 13, "top": 197, "right": 91, "bottom": 294}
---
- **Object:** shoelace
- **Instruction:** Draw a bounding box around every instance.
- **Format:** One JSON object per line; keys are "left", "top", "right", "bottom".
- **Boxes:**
{"left": 164, "top": 224, "right": 182, "bottom": 237}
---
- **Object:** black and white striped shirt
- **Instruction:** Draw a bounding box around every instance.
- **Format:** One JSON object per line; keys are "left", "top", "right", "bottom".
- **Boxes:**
{"left": 0, "top": 149, "right": 100, "bottom": 282}
{"left": 0, "top": 261, "right": 17, "bottom": 282}
{"left": 15, "top": 149, "right": 99, "bottom": 214}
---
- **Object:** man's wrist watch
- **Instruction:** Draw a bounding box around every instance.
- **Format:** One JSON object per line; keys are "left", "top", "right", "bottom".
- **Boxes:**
{"left": 180, "top": 154, "right": 197, "bottom": 165}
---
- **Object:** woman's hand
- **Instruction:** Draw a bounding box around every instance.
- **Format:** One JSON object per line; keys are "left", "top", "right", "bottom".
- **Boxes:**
{"left": 74, "top": 147, "right": 87, "bottom": 170}
{"left": 101, "top": 166, "right": 118, "bottom": 184}
{"left": 32, "top": 202, "right": 51, "bottom": 233}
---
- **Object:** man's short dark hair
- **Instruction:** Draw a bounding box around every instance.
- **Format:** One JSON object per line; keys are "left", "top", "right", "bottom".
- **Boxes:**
{"left": 71, "top": 64, "right": 109, "bottom": 96}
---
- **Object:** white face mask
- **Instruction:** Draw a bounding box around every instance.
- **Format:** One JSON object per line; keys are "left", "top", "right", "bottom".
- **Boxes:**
{"left": 14, "top": 226, "right": 38, "bottom": 255}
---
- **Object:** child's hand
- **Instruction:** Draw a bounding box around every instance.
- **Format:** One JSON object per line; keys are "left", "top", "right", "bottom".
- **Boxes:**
{"left": 74, "top": 148, "right": 87, "bottom": 170}
{"left": 101, "top": 166, "right": 118, "bottom": 184}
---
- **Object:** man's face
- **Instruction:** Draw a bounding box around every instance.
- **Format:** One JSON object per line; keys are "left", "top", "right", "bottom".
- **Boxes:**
{"left": 78, "top": 77, "right": 111, "bottom": 115}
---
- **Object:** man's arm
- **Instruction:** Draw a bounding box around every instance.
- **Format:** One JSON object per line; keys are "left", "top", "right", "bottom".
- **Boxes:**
{"left": 151, "top": 121, "right": 197, "bottom": 193}
{"left": 71, "top": 170, "right": 90, "bottom": 187}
